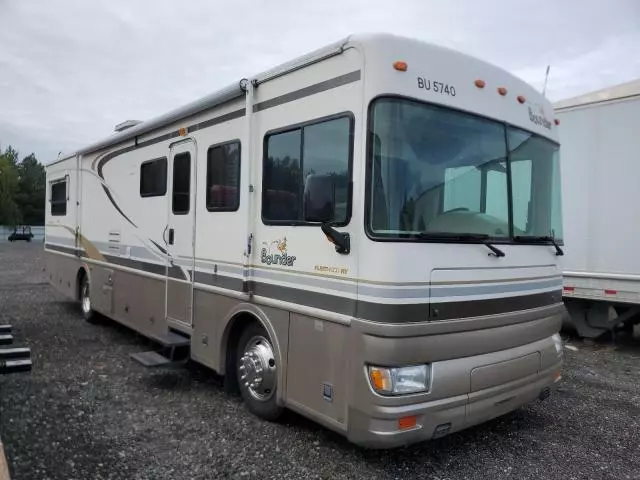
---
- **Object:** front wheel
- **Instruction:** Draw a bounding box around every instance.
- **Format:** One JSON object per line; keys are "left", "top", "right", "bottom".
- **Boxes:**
{"left": 80, "top": 275, "right": 97, "bottom": 323}
{"left": 236, "top": 323, "right": 283, "bottom": 421}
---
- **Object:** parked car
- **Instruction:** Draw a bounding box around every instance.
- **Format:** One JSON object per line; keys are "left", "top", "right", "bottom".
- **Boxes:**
{"left": 8, "top": 226, "right": 34, "bottom": 242}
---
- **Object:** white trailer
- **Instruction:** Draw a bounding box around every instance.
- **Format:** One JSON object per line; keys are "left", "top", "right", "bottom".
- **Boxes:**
{"left": 556, "top": 79, "right": 640, "bottom": 337}
{"left": 45, "top": 33, "right": 564, "bottom": 448}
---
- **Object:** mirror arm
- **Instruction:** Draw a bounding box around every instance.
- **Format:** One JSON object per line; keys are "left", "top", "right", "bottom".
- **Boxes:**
{"left": 321, "top": 223, "right": 350, "bottom": 255}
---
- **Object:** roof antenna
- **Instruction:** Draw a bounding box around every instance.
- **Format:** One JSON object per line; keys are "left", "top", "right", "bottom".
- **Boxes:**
{"left": 542, "top": 64, "right": 551, "bottom": 97}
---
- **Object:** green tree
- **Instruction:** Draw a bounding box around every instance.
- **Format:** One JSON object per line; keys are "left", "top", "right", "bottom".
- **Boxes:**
{"left": 0, "top": 154, "right": 20, "bottom": 225}
{"left": 16, "top": 154, "right": 46, "bottom": 225}
{"left": 0, "top": 146, "right": 47, "bottom": 226}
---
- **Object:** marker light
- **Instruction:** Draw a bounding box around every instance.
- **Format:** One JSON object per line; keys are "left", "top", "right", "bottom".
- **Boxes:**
{"left": 399, "top": 416, "right": 418, "bottom": 430}
{"left": 178, "top": 127, "right": 187, "bottom": 136}
{"left": 517, "top": 95, "right": 526, "bottom": 104}
{"left": 554, "top": 119, "right": 560, "bottom": 125}
{"left": 497, "top": 87, "right": 508, "bottom": 96}
{"left": 474, "top": 79, "right": 486, "bottom": 88}
{"left": 368, "top": 365, "right": 430, "bottom": 395}
{"left": 393, "top": 61, "right": 408, "bottom": 72}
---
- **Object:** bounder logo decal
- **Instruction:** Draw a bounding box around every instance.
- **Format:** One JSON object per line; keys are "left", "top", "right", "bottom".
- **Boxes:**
{"left": 528, "top": 103, "right": 552, "bottom": 130}
{"left": 261, "top": 237, "right": 297, "bottom": 267}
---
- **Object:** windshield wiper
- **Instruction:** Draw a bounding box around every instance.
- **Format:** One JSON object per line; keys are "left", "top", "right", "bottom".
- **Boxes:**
{"left": 416, "top": 232, "right": 505, "bottom": 257}
{"left": 514, "top": 235, "right": 564, "bottom": 256}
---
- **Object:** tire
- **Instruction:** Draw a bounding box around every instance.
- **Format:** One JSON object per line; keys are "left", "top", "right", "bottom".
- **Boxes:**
{"left": 79, "top": 275, "right": 97, "bottom": 323}
{"left": 236, "top": 323, "right": 283, "bottom": 421}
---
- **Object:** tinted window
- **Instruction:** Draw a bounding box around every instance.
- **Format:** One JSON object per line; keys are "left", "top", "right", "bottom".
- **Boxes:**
{"left": 140, "top": 157, "right": 167, "bottom": 197}
{"left": 51, "top": 180, "right": 67, "bottom": 216}
{"left": 172, "top": 152, "right": 191, "bottom": 214}
{"left": 206, "top": 142, "right": 241, "bottom": 211}
{"left": 368, "top": 97, "right": 508, "bottom": 238}
{"left": 262, "top": 116, "right": 352, "bottom": 224}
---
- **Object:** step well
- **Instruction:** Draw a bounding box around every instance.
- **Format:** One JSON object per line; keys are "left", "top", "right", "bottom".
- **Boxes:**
{"left": 130, "top": 351, "right": 182, "bottom": 368}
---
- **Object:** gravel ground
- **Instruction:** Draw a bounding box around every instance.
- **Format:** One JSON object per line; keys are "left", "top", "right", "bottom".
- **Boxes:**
{"left": 0, "top": 242, "right": 639, "bottom": 480}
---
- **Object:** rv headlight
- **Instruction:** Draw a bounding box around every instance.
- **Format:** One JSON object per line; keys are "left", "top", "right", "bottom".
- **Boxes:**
{"left": 368, "top": 365, "right": 430, "bottom": 395}
{"left": 552, "top": 333, "right": 563, "bottom": 356}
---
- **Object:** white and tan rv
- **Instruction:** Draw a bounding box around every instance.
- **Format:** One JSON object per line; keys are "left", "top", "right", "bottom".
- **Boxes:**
{"left": 44, "top": 33, "right": 564, "bottom": 448}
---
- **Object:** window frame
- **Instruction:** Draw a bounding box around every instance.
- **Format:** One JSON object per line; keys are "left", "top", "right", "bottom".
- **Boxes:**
{"left": 171, "top": 151, "right": 191, "bottom": 215}
{"left": 139, "top": 156, "right": 168, "bottom": 198}
{"left": 50, "top": 177, "right": 68, "bottom": 217}
{"left": 261, "top": 111, "right": 355, "bottom": 227}
{"left": 205, "top": 139, "right": 241, "bottom": 212}
{"left": 364, "top": 94, "right": 561, "bottom": 244}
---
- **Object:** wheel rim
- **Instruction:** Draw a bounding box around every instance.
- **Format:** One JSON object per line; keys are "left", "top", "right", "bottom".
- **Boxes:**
{"left": 81, "top": 283, "right": 91, "bottom": 315}
{"left": 239, "top": 335, "right": 277, "bottom": 401}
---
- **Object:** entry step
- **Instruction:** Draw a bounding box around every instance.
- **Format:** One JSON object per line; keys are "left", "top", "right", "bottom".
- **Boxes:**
{"left": 0, "top": 325, "right": 11, "bottom": 334}
{"left": 0, "top": 335, "right": 13, "bottom": 346}
{"left": 148, "top": 331, "right": 190, "bottom": 348}
{"left": 130, "top": 351, "right": 179, "bottom": 368}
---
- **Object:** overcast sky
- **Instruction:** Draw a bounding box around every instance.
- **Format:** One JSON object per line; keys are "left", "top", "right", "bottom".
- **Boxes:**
{"left": 1, "top": 0, "right": 638, "bottom": 163}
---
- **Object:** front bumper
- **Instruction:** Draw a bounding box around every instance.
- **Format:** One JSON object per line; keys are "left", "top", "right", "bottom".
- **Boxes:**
{"left": 346, "top": 338, "right": 562, "bottom": 449}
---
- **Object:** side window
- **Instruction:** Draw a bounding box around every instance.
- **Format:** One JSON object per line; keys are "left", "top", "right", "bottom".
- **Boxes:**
{"left": 50, "top": 180, "right": 67, "bottom": 216}
{"left": 262, "top": 115, "right": 352, "bottom": 225}
{"left": 172, "top": 152, "right": 191, "bottom": 214}
{"left": 206, "top": 141, "right": 241, "bottom": 211}
{"left": 140, "top": 157, "right": 167, "bottom": 197}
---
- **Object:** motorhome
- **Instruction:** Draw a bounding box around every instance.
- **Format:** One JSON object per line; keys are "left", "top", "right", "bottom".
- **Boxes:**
{"left": 44, "top": 33, "right": 564, "bottom": 448}
{"left": 556, "top": 80, "right": 640, "bottom": 337}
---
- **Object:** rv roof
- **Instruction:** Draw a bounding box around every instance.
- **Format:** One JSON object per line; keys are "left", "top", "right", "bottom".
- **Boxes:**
{"left": 71, "top": 35, "right": 352, "bottom": 158}
{"left": 59, "top": 32, "right": 525, "bottom": 161}
{"left": 554, "top": 78, "right": 640, "bottom": 110}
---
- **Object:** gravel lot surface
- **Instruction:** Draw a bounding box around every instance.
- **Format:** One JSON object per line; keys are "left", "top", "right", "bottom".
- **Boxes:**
{"left": 0, "top": 242, "right": 639, "bottom": 479}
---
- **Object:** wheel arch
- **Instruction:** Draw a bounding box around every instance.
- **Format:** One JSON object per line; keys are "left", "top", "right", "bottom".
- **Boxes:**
{"left": 75, "top": 263, "right": 91, "bottom": 301}
{"left": 218, "top": 303, "right": 285, "bottom": 402}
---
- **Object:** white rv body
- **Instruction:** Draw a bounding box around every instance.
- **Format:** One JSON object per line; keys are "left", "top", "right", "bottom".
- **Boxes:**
{"left": 45, "top": 33, "right": 564, "bottom": 448}
{"left": 556, "top": 79, "right": 640, "bottom": 337}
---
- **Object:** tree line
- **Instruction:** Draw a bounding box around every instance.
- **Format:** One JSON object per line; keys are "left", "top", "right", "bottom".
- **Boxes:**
{"left": 0, "top": 145, "right": 46, "bottom": 226}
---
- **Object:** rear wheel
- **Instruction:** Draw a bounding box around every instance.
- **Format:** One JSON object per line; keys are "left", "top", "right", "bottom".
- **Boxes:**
{"left": 80, "top": 275, "right": 97, "bottom": 323}
{"left": 236, "top": 323, "right": 283, "bottom": 421}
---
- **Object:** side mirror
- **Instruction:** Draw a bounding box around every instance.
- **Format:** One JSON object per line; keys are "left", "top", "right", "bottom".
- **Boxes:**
{"left": 303, "top": 174, "right": 335, "bottom": 223}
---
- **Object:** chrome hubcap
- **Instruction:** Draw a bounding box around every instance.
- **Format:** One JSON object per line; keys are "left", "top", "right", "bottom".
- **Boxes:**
{"left": 239, "top": 335, "right": 276, "bottom": 401}
{"left": 82, "top": 284, "right": 91, "bottom": 314}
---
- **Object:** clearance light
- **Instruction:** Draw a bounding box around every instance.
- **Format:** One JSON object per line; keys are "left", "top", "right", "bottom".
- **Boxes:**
{"left": 563, "top": 286, "right": 575, "bottom": 293}
{"left": 393, "top": 61, "right": 408, "bottom": 72}
{"left": 399, "top": 416, "right": 418, "bottom": 430}
{"left": 554, "top": 119, "right": 560, "bottom": 125}
{"left": 497, "top": 87, "right": 508, "bottom": 96}
{"left": 474, "top": 79, "right": 486, "bottom": 88}
{"left": 368, "top": 365, "right": 430, "bottom": 395}
{"left": 517, "top": 95, "right": 526, "bottom": 104}
{"left": 604, "top": 289, "right": 617, "bottom": 295}
{"left": 178, "top": 127, "right": 187, "bottom": 136}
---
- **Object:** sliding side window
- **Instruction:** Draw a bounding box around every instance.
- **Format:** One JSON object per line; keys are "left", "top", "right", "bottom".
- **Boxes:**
{"left": 206, "top": 141, "right": 241, "bottom": 211}
{"left": 140, "top": 157, "right": 167, "bottom": 197}
{"left": 262, "top": 115, "right": 352, "bottom": 225}
{"left": 50, "top": 179, "right": 67, "bottom": 216}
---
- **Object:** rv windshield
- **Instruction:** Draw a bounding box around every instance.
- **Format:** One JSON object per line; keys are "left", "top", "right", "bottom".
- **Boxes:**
{"left": 367, "top": 97, "right": 562, "bottom": 242}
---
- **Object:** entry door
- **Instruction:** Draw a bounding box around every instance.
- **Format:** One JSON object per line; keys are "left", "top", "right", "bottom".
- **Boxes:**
{"left": 165, "top": 139, "right": 197, "bottom": 325}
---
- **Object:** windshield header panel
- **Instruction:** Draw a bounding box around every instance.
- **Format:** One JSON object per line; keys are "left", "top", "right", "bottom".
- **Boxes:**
{"left": 354, "top": 34, "right": 559, "bottom": 143}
